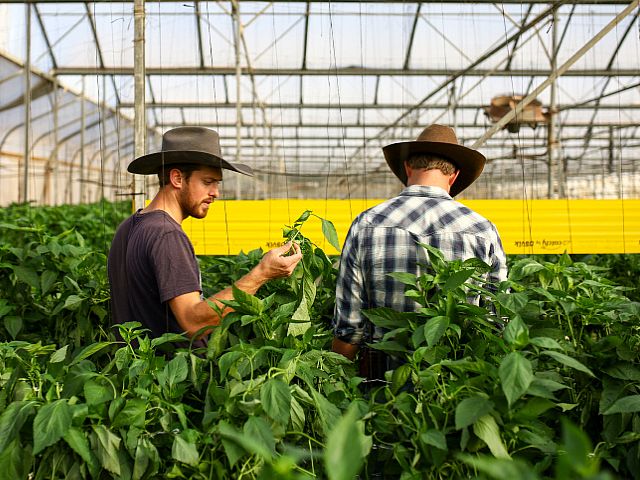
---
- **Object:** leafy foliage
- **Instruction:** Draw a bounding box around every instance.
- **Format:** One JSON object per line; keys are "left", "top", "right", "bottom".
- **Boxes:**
{"left": 0, "top": 202, "right": 639, "bottom": 478}
{"left": 0, "top": 202, "right": 126, "bottom": 346}
{"left": 360, "top": 252, "right": 640, "bottom": 478}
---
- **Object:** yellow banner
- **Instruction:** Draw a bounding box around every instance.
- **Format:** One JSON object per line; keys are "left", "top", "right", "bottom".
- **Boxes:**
{"left": 181, "top": 199, "right": 640, "bottom": 255}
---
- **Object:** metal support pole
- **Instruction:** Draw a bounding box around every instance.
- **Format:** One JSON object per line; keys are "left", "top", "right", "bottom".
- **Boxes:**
{"left": 42, "top": 77, "right": 59, "bottom": 204}
{"left": 547, "top": 7, "right": 558, "bottom": 199}
{"left": 450, "top": 82, "right": 458, "bottom": 132}
{"left": 67, "top": 145, "right": 75, "bottom": 203}
{"left": 53, "top": 77, "right": 59, "bottom": 204}
{"left": 251, "top": 102, "right": 260, "bottom": 200}
{"left": 473, "top": 0, "right": 640, "bottom": 149}
{"left": 80, "top": 76, "right": 86, "bottom": 203}
{"left": 22, "top": 3, "right": 31, "bottom": 204}
{"left": 112, "top": 110, "right": 122, "bottom": 198}
{"left": 134, "top": 0, "right": 146, "bottom": 210}
{"left": 608, "top": 125, "right": 614, "bottom": 174}
{"left": 100, "top": 74, "right": 107, "bottom": 201}
{"left": 233, "top": 0, "right": 242, "bottom": 200}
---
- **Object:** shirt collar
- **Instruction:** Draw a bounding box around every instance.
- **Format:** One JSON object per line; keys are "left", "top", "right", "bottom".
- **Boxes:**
{"left": 399, "top": 185, "right": 453, "bottom": 199}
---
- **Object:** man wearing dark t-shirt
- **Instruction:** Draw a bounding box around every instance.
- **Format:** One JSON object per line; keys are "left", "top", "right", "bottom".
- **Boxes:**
{"left": 108, "top": 127, "right": 302, "bottom": 343}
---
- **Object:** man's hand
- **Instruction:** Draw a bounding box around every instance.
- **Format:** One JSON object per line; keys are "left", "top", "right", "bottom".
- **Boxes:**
{"left": 255, "top": 241, "right": 303, "bottom": 280}
{"left": 332, "top": 337, "right": 359, "bottom": 360}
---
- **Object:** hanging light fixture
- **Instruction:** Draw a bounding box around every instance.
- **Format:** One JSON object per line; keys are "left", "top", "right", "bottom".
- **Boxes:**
{"left": 484, "top": 94, "right": 548, "bottom": 133}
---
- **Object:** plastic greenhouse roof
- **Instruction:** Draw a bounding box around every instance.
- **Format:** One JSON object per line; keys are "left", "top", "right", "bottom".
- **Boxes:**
{"left": 0, "top": 0, "right": 638, "bottom": 204}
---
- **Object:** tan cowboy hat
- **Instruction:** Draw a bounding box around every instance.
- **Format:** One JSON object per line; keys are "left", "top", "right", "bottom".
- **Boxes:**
{"left": 382, "top": 124, "right": 486, "bottom": 197}
{"left": 127, "top": 126, "right": 254, "bottom": 176}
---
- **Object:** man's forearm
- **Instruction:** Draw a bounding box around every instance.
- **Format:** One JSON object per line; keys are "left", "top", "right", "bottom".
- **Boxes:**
{"left": 170, "top": 265, "right": 269, "bottom": 338}
{"left": 205, "top": 265, "right": 269, "bottom": 311}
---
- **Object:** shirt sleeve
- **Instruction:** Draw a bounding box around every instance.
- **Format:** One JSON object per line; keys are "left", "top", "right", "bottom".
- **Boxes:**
{"left": 150, "top": 230, "right": 202, "bottom": 303}
{"left": 333, "top": 218, "right": 367, "bottom": 345}
{"left": 488, "top": 225, "right": 508, "bottom": 288}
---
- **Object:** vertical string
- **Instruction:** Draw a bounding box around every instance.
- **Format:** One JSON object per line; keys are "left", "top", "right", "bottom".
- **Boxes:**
{"left": 499, "top": 2, "right": 534, "bottom": 254}
{"left": 358, "top": 1, "right": 367, "bottom": 202}
{"left": 327, "top": 1, "right": 352, "bottom": 232}
{"left": 271, "top": 2, "right": 292, "bottom": 227}
{"left": 615, "top": 11, "right": 626, "bottom": 254}
{"left": 92, "top": 2, "right": 108, "bottom": 257}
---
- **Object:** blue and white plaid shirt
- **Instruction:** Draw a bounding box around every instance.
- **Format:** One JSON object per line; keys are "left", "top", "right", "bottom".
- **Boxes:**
{"left": 333, "top": 185, "right": 507, "bottom": 345}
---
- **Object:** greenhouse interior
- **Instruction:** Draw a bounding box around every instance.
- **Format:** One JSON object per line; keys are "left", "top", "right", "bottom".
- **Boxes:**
{"left": 1, "top": 1, "right": 639, "bottom": 479}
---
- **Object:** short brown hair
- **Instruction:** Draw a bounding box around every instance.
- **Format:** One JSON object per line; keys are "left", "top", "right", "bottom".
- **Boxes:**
{"left": 405, "top": 154, "right": 457, "bottom": 175}
{"left": 157, "top": 164, "right": 200, "bottom": 187}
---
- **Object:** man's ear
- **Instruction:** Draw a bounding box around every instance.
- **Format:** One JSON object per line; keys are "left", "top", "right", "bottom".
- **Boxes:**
{"left": 404, "top": 161, "right": 412, "bottom": 178}
{"left": 448, "top": 170, "right": 460, "bottom": 187}
{"left": 169, "top": 168, "right": 184, "bottom": 188}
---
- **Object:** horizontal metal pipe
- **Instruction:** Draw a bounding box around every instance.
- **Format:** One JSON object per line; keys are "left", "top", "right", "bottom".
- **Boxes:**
{"left": 155, "top": 121, "right": 640, "bottom": 129}
{"left": 3, "top": 0, "right": 632, "bottom": 4}
{"left": 119, "top": 101, "right": 640, "bottom": 110}
{"left": 53, "top": 67, "right": 640, "bottom": 76}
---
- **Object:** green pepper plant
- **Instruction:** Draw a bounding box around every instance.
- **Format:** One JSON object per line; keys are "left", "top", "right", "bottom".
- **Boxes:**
{"left": 0, "top": 202, "right": 638, "bottom": 479}
{"left": 359, "top": 247, "right": 639, "bottom": 479}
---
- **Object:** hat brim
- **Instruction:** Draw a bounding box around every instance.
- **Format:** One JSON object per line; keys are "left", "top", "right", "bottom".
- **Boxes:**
{"left": 127, "top": 150, "right": 254, "bottom": 177}
{"left": 382, "top": 141, "right": 485, "bottom": 197}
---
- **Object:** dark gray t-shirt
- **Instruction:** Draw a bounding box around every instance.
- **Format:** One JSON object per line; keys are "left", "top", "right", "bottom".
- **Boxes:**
{"left": 108, "top": 209, "right": 204, "bottom": 346}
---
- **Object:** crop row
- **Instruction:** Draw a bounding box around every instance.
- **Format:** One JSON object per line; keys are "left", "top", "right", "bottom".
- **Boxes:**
{"left": 0, "top": 202, "right": 639, "bottom": 479}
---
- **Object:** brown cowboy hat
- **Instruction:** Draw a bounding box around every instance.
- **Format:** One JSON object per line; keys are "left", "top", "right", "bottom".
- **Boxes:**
{"left": 382, "top": 124, "right": 485, "bottom": 197}
{"left": 127, "top": 126, "right": 254, "bottom": 176}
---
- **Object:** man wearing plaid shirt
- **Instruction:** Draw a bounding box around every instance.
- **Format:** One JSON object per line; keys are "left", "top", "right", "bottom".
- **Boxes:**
{"left": 332, "top": 124, "right": 507, "bottom": 362}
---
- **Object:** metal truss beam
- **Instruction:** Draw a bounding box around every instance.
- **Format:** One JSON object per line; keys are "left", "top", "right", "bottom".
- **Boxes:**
{"left": 157, "top": 121, "right": 640, "bottom": 129}
{"left": 33, "top": 4, "right": 57, "bottom": 69}
{"left": 52, "top": 67, "right": 640, "bottom": 76}
{"left": 2, "top": 1, "right": 632, "bottom": 4}
{"left": 505, "top": 3, "right": 534, "bottom": 71}
{"left": 473, "top": 0, "right": 639, "bottom": 148}
{"left": 582, "top": 9, "right": 639, "bottom": 149}
{"left": 121, "top": 101, "right": 640, "bottom": 110}
{"left": 84, "top": 3, "right": 120, "bottom": 105}
{"left": 223, "top": 135, "right": 627, "bottom": 142}
{"left": 403, "top": 3, "right": 421, "bottom": 71}
{"left": 194, "top": 1, "right": 205, "bottom": 69}
{"left": 0, "top": 51, "right": 158, "bottom": 137}
{"left": 299, "top": 1, "right": 310, "bottom": 116}
{"left": 215, "top": 137, "right": 626, "bottom": 149}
